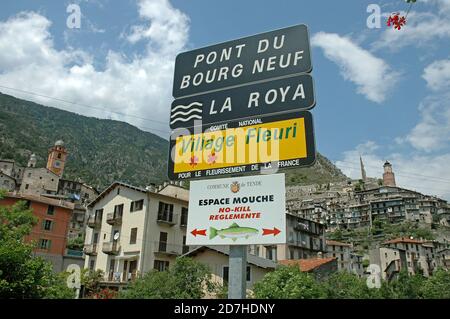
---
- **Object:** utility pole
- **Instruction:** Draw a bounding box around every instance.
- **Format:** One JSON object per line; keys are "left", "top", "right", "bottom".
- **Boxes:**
{"left": 228, "top": 245, "right": 247, "bottom": 299}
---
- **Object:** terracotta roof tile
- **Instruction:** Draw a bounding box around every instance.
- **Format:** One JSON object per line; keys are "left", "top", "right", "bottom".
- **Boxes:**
{"left": 279, "top": 257, "right": 337, "bottom": 272}
{"left": 326, "top": 240, "right": 352, "bottom": 247}
{"left": 383, "top": 237, "right": 423, "bottom": 245}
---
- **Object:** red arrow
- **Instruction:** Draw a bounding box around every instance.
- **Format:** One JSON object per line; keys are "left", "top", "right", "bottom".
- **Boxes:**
{"left": 262, "top": 227, "right": 281, "bottom": 236}
{"left": 191, "top": 229, "right": 207, "bottom": 237}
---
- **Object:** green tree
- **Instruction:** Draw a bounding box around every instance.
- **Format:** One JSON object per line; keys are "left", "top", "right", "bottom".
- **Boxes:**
{"left": 323, "top": 272, "right": 373, "bottom": 299}
{"left": 67, "top": 236, "right": 84, "bottom": 250}
{"left": 419, "top": 269, "right": 450, "bottom": 299}
{"left": 119, "top": 257, "right": 216, "bottom": 299}
{"left": 378, "top": 271, "right": 426, "bottom": 299}
{"left": 253, "top": 266, "right": 325, "bottom": 299}
{"left": 80, "top": 269, "right": 105, "bottom": 298}
{"left": 0, "top": 194, "right": 73, "bottom": 299}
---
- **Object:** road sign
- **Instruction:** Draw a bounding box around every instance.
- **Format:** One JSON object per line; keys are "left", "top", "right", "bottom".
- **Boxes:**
{"left": 186, "top": 173, "right": 287, "bottom": 245}
{"left": 173, "top": 24, "right": 312, "bottom": 98}
{"left": 170, "top": 74, "right": 315, "bottom": 129}
{"left": 168, "top": 111, "right": 316, "bottom": 180}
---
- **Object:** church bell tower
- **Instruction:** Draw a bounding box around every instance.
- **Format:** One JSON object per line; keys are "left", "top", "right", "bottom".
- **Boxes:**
{"left": 46, "top": 140, "right": 68, "bottom": 177}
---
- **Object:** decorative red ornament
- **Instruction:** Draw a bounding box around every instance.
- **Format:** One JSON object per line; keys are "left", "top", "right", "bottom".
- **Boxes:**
{"left": 189, "top": 155, "right": 199, "bottom": 167}
{"left": 387, "top": 13, "right": 407, "bottom": 30}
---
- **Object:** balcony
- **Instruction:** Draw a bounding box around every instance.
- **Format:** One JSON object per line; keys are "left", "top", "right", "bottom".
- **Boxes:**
{"left": 87, "top": 216, "right": 101, "bottom": 229}
{"left": 106, "top": 271, "right": 139, "bottom": 283}
{"left": 157, "top": 212, "right": 178, "bottom": 226}
{"left": 102, "top": 241, "right": 120, "bottom": 255}
{"left": 154, "top": 241, "right": 182, "bottom": 256}
{"left": 106, "top": 212, "right": 122, "bottom": 226}
{"left": 84, "top": 244, "right": 98, "bottom": 256}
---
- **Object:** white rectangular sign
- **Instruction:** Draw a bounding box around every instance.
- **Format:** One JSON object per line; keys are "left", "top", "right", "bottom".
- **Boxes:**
{"left": 186, "top": 174, "right": 286, "bottom": 245}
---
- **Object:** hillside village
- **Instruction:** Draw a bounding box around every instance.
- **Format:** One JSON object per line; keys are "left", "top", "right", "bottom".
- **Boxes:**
{"left": 1, "top": 138, "right": 449, "bottom": 296}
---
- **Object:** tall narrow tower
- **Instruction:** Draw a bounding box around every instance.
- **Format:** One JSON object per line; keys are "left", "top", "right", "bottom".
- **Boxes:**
{"left": 360, "top": 156, "right": 367, "bottom": 181}
{"left": 46, "top": 140, "right": 68, "bottom": 177}
{"left": 382, "top": 161, "right": 396, "bottom": 187}
{"left": 27, "top": 154, "right": 37, "bottom": 168}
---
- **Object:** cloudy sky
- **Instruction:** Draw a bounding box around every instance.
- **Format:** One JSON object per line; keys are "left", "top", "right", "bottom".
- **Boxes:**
{"left": 1, "top": 0, "right": 450, "bottom": 199}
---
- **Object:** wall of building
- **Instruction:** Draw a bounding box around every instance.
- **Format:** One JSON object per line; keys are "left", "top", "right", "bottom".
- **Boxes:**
{"left": 20, "top": 168, "right": 59, "bottom": 195}
{"left": 84, "top": 185, "right": 189, "bottom": 282}
{"left": 0, "top": 173, "right": 15, "bottom": 191}
{"left": 0, "top": 160, "right": 15, "bottom": 176}
{"left": 0, "top": 196, "right": 72, "bottom": 258}
{"left": 84, "top": 186, "right": 149, "bottom": 280}
{"left": 141, "top": 192, "right": 189, "bottom": 274}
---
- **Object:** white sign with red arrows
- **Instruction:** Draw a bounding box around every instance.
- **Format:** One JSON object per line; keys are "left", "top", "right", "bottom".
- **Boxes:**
{"left": 186, "top": 173, "right": 286, "bottom": 245}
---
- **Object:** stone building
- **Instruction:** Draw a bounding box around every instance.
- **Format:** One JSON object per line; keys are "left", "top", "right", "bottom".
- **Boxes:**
{"left": 250, "top": 214, "right": 327, "bottom": 262}
{"left": 370, "top": 237, "right": 450, "bottom": 280}
{"left": 382, "top": 161, "right": 396, "bottom": 187}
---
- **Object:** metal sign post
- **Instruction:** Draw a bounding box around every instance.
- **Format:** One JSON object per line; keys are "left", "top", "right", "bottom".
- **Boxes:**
{"left": 170, "top": 23, "right": 316, "bottom": 300}
{"left": 228, "top": 245, "right": 247, "bottom": 299}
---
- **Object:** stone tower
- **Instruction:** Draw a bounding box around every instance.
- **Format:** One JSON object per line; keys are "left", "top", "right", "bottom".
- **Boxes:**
{"left": 382, "top": 161, "right": 396, "bottom": 187}
{"left": 360, "top": 156, "right": 367, "bottom": 181}
{"left": 46, "top": 140, "right": 68, "bottom": 177}
{"left": 27, "top": 154, "right": 37, "bottom": 168}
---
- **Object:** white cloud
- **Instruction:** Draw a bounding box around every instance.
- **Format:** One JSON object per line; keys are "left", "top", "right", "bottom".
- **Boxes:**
{"left": 0, "top": 0, "right": 190, "bottom": 137}
{"left": 312, "top": 32, "right": 400, "bottom": 103}
{"left": 423, "top": 59, "right": 450, "bottom": 91}
{"left": 337, "top": 142, "right": 450, "bottom": 200}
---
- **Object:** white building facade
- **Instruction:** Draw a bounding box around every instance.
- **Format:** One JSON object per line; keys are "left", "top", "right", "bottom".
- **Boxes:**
{"left": 84, "top": 182, "right": 190, "bottom": 286}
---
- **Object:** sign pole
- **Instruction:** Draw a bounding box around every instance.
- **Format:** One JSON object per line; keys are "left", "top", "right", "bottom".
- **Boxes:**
{"left": 228, "top": 245, "right": 247, "bottom": 299}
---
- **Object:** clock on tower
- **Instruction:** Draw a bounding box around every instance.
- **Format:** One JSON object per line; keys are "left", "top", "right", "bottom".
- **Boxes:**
{"left": 46, "top": 140, "right": 68, "bottom": 177}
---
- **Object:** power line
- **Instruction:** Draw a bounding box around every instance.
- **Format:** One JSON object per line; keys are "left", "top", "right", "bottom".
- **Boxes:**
{"left": 332, "top": 158, "right": 450, "bottom": 184}
{"left": 334, "top": 163, "right": 450, "bottom": 194}
{"left": 0, "top": 84, "right": 170, "bottom": 131}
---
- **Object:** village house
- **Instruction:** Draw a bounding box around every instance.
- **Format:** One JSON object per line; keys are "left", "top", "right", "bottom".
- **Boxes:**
{"left": 83, "top": 181, "right": 191, "bottom": 287}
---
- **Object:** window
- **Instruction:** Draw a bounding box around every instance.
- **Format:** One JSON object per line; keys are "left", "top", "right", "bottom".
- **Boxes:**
{"left": 223, "top": 266, "right": 251, "bottom": 283}
{"left": 117, "top": 188, "right": 120, "bottom": 195}
{"left": 95, "top": 209, "right": 103, "bottom": 220}
{"left": 114, "top": 204, "right": 124, "bottom": 217}
{"left": 57, "top": 153, "right": 62, "bottom": 159}
{"left": 28, "top": 172, "right": 31, "bottom": 178}
{"left": 38, "top": 239, "right": 51, "bottom": 250}
{"left": 47, "top": 205, "right": 55, "bottom": 215}
{"left": 154, "top": 260, "right": 169, "bottom": 272}
{"left": 25, "top": 184, "right": 29, "bottom": 190}
{"left": 89, "top": 259, "right": 95, "bottom": 271}
{"left": 158, "top": 202, "right": 174, "bottom": 222}
{"left": 42, "top": 219, "right": 53, "bottom": 231}
{"left": 181, "top": 207, "right": 188, "bottom": 226}
{"left": 341, "top": 254, "right": 344, "bottom": 260}
{"left": 159, "top": 232, "right": 168, "bottom": 252}
{"left": 289, "top": 249, "right": 295, "bottom": 259}
{"left": 130, "top": 228, "right": 138, "bottom": 244}
{"left": 93, "top": 233, "right": 99, "bottom": 244}
{"left": 130, "top": 200, "right": 144, "bottom": 212}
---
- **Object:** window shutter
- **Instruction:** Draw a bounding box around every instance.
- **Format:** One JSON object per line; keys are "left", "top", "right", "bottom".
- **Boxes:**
{"left": 47, "top": 240, "right": 52, "bottom": 250}
{"left": 41, "top": 220, "right": 45, "bottom": 230}
{"left": 50, "top": 221, "right": 54, "bottom": 231}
